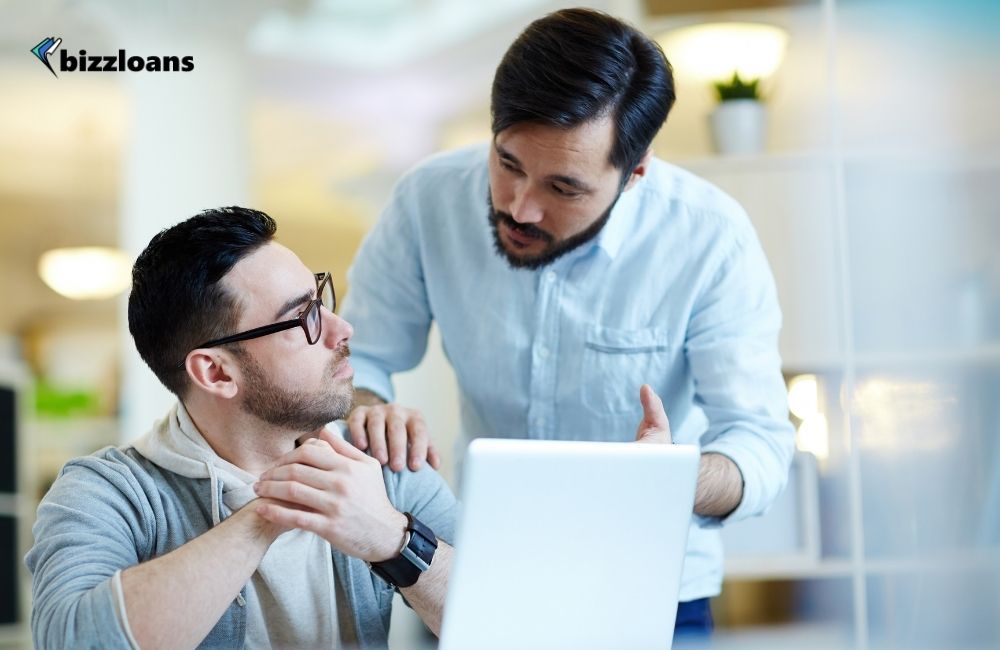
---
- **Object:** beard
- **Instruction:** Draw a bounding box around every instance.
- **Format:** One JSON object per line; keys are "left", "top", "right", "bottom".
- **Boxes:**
{"left": 236, "top": 343, "right": 354, "bottom": 432}
{"left": 487, "top": 191, "right": 620, "bottom": 270}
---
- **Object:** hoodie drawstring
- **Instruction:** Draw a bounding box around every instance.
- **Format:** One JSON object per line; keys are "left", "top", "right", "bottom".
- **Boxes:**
{"left": 207, "top": 460, "right": 222, "bottom": 527}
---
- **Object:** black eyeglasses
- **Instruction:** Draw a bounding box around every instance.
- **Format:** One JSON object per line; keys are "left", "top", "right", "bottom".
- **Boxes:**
{"left": 178, "top": 272, "right": 335, "bottom": 368}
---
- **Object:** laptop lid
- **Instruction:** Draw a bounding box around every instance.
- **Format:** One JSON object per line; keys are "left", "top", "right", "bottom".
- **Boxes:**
{"left": 440, "top": 438, "right": 700, "bottom": 650}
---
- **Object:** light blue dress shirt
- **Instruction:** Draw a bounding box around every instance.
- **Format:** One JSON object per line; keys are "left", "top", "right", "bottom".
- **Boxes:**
{"left": 340, "top": 144, "right": 794, "bottom": 600}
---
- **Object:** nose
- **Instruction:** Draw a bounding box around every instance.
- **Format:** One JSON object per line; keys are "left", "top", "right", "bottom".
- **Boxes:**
{"left": 323, "top": 310, "right": 353, "bottom": 349}
{"left": 509, "top": 185, "right": 543, "bottom": 224}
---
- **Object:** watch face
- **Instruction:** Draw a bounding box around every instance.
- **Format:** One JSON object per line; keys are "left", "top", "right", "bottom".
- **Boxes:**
{"left": 370, "top": 513, "right": 437, "bottom": 589}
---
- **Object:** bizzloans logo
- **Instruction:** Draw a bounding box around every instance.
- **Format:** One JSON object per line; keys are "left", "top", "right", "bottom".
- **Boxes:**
{"left": 31, "top": 36, "right": 194, "bottom": 78}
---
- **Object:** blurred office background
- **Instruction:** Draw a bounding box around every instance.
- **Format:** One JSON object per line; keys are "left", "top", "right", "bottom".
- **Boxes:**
{"left": 0, "top": 0, "right": 998, "bottom": 648}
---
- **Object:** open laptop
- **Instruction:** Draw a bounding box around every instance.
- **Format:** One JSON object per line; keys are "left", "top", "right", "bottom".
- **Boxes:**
{"left": 439, "top": 438, "right": 700, "bottom": 650}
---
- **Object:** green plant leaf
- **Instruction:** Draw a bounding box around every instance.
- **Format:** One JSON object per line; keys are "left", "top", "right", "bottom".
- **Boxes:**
{"left": 714, "top": 72, "right": 762, "bottom": 102}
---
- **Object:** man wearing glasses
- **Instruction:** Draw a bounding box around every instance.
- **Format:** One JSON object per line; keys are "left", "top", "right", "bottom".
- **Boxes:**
{"left": 26, "top": 207, "right": 490, "bottom": 648}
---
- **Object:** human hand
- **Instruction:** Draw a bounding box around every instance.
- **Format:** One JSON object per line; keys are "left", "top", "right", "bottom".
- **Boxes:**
{"left": 253, "top": 430, "right": 408, "bottom": 562}
{"left": 634, "top": 384, "right": 672, "bottom": 444}
{"left": 240, "top": 494, "right": 306, "bottom": 541}
{"left": 347, "top": 402, "right": 441, "bottom": 472}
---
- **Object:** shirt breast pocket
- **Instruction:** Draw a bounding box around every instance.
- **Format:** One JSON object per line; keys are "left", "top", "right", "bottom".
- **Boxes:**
{"left": 580, "top": 325, "right": 674, "bottom": 417}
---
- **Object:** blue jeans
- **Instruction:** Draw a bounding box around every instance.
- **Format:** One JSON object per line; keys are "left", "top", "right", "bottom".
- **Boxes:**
{"left": 674, "top": 598, "right": 713, "bottom": 638}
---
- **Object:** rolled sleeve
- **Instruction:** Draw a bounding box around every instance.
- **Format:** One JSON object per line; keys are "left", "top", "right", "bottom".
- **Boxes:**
{"left": 340, "top": 174, "right": 435, "bottom": 403}
{"left": 384, "top": 465, "right": 458, "bottom": 545}
{"left": 25, "top": 459, "right": 151, "bottom": 649}
{"left": 686, "top": 226, "right": 795, "bottom": 527}
{"left": 350, "top": 353, "right": 397, "bottom": 404}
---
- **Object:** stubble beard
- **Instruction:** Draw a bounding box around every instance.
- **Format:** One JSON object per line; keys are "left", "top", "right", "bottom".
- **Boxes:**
{"left": 236, "top": 344, "right": 354, "bottom": 433}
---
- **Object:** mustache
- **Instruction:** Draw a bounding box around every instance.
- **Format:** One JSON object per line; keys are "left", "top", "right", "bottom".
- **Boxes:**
{"left": 490, "top": 207, "right": 554, "bottom": 243}
{"left": 331, "top": 343, "right": 351, "bottom": 369}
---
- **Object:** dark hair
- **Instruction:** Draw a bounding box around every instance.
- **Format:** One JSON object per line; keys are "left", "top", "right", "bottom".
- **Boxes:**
{"left": 491, "top": 8, "right": 675, "bottom": 176}
{"left": 127, "top": 206, "right": 277, "bottom": 397}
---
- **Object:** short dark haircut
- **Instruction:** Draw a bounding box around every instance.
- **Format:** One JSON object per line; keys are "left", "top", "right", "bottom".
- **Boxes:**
{"left": 127, "top": 206, "right": 277, "bottom": 397}
{"left": 491, "top": 8, "right": 675, "bottom": 177}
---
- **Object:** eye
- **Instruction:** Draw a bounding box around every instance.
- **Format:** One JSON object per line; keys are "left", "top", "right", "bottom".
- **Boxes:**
{"left": 306, "top": 301, "right": 320, "bottom": 327}
{"left": 552, "top": 184, "right": 581, "bottom": 198}
{"left": 499, "top": 159, "right": 522, "bottom": 174}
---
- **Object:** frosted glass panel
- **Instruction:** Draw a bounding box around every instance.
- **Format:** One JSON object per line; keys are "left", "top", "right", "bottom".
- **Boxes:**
{"left": 844, "top": 161, "right": 1000, "bottom": 356}
{"left": 838, "top": 1, "right": 1000, "bottom": 648}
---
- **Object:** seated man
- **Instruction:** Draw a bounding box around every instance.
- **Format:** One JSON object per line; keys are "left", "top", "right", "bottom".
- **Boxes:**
{"left": 25, "top": 207, "right": 456, "bottom": 649}
{"left": 25, "top": 206, "right": 671, "bottom": 649}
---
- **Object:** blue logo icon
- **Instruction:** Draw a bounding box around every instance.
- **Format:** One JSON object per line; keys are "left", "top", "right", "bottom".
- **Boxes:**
{"left": 31, "top": 37, "right": 62, "bottom": 77}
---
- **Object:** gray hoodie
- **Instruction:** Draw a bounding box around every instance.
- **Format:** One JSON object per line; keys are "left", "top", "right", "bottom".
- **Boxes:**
{"left": 25, "top": 404, "right": 457, "bottom": 649}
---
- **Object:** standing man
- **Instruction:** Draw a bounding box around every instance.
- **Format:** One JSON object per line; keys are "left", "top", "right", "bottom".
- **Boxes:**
{"left": 340, "top": 8, "right": 795, "bottom": 634}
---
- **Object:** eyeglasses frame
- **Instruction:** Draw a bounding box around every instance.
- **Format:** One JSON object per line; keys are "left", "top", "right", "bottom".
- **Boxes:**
{"left": 176, "top": 272, "right": 335, "bottom": 369}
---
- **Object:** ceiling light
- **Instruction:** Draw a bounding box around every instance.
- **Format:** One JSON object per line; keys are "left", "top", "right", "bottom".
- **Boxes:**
{"left": 38, "top": 247, "right": 132, "bottom": 300}
{"left": 658, "top": 22, "right": 789, "bottom": 82}
{"left": 787, "top": 374, "right": 819, "bottom": 420}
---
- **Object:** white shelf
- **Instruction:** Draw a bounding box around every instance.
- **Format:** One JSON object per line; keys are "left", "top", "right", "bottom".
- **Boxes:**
{"left": 0, "top": 627, "right": 28, "bottom": 649}
{"left": 726, "top": 548, "right": 1000, "bottom": 582}
{"left": 725, "top": 557, "right": 853, "bottom": 580}
{"left": 0, "top": 495, "right": 30, "bottom": 517}
{"left": 668, "top": 147, "right": 1000, "bottom": 176}
{"left": 854, "top": 343, "right": 1000, "bottom": 370}
{"left": 863, "top": 549, "right": 1000, "bottom": 576}
{"left": 781, "top": 357, "right": 849, "bottom": 374}
{"left": 781, "top": 343, "right": 1000, "bottom": 374}
{"left": 671, "top": 149, "right": 834, "bottom": 175}
{"left": 840, "top": 148, "right": 1000, "bottom": 173}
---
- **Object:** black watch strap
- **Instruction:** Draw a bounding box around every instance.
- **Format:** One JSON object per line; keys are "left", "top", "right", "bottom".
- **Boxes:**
{"left": 370, "top": 513, "right": 438, "bottom": 589}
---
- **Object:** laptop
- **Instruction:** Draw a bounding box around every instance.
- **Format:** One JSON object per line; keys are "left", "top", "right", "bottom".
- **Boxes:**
{"left": 439, "top": 438, "right": 700, "bottom": 650}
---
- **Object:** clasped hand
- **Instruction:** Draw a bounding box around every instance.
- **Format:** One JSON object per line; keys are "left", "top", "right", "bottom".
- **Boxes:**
{"left": 253, "top": 429, "right": 406, "bottom": 563}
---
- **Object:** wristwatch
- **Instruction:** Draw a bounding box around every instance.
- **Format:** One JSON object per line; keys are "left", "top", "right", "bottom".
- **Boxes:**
{"left": 370, "top": 512, "right": 438, "bottom": 589}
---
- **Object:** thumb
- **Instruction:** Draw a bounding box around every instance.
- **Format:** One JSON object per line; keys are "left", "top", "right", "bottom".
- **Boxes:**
{"left": 636, "top": 384, "right": 672, "bottom": 444}
{"left": 319, "top": 427, "right": 368, "bottom": 461}
{"left": 639, "top": 384, "right": 669, "bottom": 430}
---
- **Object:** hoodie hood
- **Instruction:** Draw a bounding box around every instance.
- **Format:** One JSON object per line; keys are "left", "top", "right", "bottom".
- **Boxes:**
{"left": 132, "top": 403, "right": 262, "bottom": 525}
{"left": 129, "top": 402, "right": 340, "bottom": 646}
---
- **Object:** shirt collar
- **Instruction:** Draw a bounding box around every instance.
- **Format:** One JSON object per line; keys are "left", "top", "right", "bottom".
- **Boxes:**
{"left": 592, "top": 176, "right": 643, "bottom": 261}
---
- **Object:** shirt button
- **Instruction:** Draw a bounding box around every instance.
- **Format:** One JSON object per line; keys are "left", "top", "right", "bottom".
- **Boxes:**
{"left": 537, "top": 346, "right": 550, "bottom": 359}
{"left": 534, "top": 417, "right": 545, "bottom": 428}
{"left": 545, "top": 271, "right": 557, "bottom": 283}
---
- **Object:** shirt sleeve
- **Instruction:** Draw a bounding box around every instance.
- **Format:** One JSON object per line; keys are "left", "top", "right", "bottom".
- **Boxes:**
{"left": 685, "top": 224, "right": 796, "bottom": 527}
{"left": 383, "top": 465, "right": 458, "bottom": 546}
{"left": 24, "top": 457, "right": 153, "bottom": 649}
{"left": 339, "top": 174, "right": 434, "bottom": 403}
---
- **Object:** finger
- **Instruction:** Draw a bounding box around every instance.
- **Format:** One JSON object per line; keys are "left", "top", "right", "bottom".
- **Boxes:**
{"left": 254, "top": 478, "right": 329, "bottom": 512}
{"left": 386, "top": 416, "right": 408, "bottom": 472}
{"left": 320, "top": 428, "right": 370, "bottom": 462}
{"left": 296, "top": 431, "right": 320, "bottom": 446}
{"left": 282, "top": 438, "right": 342, "bottom": 471}
{"left": 259, "top": 462, "right": 330, "bottom": 490}
{"left": 427, "top": 443, "right": 442, "bottom": 470}
{"left": 640, "top": 384, "right": 669, "bottom": 429}
{"left": 366, "top": 409, "right": 389, "bottom": 464}
{"left": 263, "top": 437, "right": 329, "bottom": 473}
{"left": 256, "top": 502, "right": 327, "bottom": 535}
{"left": 347, "top": 407, "right": 369, "bottom": 451}
{"left": 407, "top": 417, "right": 429, "bottom": 471}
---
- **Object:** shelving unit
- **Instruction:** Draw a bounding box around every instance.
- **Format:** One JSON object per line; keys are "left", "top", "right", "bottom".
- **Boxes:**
{"left": 0, "top": 360, "right": 30, "bottom": 641}
{"left": 647, "top": 1, "right": 1000, "bottom": 647}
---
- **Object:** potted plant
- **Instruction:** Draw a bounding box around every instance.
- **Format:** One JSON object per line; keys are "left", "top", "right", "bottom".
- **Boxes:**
{"left": 709, "top": 72, "right": 767, "bottom": 155}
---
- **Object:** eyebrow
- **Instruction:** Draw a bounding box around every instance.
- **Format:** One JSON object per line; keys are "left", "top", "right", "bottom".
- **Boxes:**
{"left": 274, "top": 290, "right": 313, "bottom": 320}
{"left": 494, "top": 141, "right": 595, "bottom": 193}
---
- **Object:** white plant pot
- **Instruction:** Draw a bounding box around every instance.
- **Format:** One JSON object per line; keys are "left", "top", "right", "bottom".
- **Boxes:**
{"left": 709, "top": 99, "right": 767, "bottom": 155}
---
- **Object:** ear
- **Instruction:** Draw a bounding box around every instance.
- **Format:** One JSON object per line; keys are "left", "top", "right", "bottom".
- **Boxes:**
{"left": 185, "top": 350, "right": 240, "bottom": 400}
{"left": 622, "top": 148, "right": 654, "bottom": 192}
